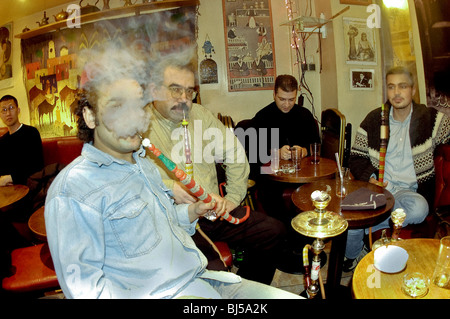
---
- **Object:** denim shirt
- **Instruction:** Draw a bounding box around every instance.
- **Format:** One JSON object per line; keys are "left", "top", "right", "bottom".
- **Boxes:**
{"left": 45, "top": 143, "right": 240, "bottom": 298}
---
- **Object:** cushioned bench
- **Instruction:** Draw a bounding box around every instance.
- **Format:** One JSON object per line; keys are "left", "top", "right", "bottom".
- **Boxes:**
{"left": 2, "top": 243, "right": 59, "bottom": 293}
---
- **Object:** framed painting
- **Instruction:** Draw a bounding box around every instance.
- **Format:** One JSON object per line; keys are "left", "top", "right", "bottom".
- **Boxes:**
{"left": 350, "top": 68, "right": 374, "bottom": 90}
{"left": 340, "top": 0, "right": 372, "bottom": 5}
{"left": 343, "top": 17, "right": 376, "bottom": 65}
{"left": 0, "top": 22, "right": 13, "bottom": 89}
{"left": 222, "top": 0, "right": 276, "bottom": 92}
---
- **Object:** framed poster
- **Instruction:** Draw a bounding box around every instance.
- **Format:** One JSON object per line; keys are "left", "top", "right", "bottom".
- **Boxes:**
{"left": 222, "top": 0, "right": 276, "bottom": 92}
{"left": 350, "top": 69, "right": 374, "bottom": 90}
{"left": 343, "top": 17, "right": 376, "bottom": 65}
{"left": 340, "top": 0, "right": 372, "bottom": 5}
{"left": 0, "top": 22, "right": 13, "bottom": 89}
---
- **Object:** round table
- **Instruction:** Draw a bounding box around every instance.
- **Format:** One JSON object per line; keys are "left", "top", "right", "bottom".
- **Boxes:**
{"left": 262, "top": 157, "right": 337, "bottom": 183}
{"left": 352, "top": 239, "right": 450, "bottom": 299}
{"left": 291, "top": 179, "right": 394, "bottom": 297}
{"left": 292, "top": 179, "right": 395, "bottom": 228}
{"left": 0, "top": 184, "right": 29, "bottom": 211}
{"left": 28, "top": 206, "right": 47, "bottom": 242}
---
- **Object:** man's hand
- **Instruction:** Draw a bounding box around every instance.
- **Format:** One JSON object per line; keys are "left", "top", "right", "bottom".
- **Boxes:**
{"left": 172, "top": 181, "right": 197, "bottom": 204}
{"left": 188, "top": 200, "right": 215, "bottom": 223}
{"left": 292, "top": 145, "right": 308, "bottom": 158}
{"left": 369, "top": 177, "right": 388, "bottom": 188}
{"left": 280, "top": 145, "right": 291, "bottom": 160}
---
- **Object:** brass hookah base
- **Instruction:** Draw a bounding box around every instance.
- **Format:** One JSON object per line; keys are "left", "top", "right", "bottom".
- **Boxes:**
{"left": 291, "top": 191, "right": 348, "bottom": 299}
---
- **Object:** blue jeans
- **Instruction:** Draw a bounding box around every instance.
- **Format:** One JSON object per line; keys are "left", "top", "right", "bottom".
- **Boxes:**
{"left": 345, "top": 189, "right": 429, "bottom": 259}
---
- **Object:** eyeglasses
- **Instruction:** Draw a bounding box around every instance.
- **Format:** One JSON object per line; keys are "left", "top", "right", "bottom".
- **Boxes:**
{"left": 164, "top": 85, "right": 197, "bottom": 100}
{"left": 1, "top": 105, "right": 17, "bottom": 114}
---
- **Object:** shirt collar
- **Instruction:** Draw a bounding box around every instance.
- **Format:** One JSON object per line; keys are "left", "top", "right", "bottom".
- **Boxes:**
{"left": 389, "top": 103, "right": 413, "bottom": 125}
{"left": 82, "top": 142, "right": 146, "bottom": 167}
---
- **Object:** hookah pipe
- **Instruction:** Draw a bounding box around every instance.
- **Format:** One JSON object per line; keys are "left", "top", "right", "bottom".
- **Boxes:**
{"left": 303, "top": 244, "right": 326, "bottom": 299}
{"left": 378, "top": 103, "right": 388, "bottom": 185}
{"left": 140, "top": 138, "right": 250, "bottom": 225}
{"left": 182, "top": 110, "right": 193, "bottom": 178}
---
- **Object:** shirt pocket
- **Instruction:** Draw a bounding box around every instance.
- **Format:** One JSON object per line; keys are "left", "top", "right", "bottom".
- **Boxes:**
{"left": 109, "top": 197, "right": 161, "bottom": 258}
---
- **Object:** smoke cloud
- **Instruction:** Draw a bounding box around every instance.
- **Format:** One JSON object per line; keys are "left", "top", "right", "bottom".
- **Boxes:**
{"left": 78, "top": 8, "right": 197, "bottom": 138}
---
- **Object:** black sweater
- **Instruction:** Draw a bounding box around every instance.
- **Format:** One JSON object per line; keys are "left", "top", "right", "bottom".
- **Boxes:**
{"left": 0, "top": 124, "right": 44, "bottom": 185}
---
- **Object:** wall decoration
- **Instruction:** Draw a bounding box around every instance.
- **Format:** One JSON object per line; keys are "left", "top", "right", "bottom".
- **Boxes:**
{"left": 343, "top": 17, "right": 376, "bottom": 65}
{"left": 414, "top": 0, "right": 450, "bottom": 115}
{"left": 200, "top": 34, "right": 218, "bottom": 84}
{"left": 222, "top": 0, "right": 276, "bottom": 92}
{"left": 340, "top": 0, "right": 371, "bottom": 5}
{"left": 350, "top": 68, "right": 374, "bottom": 90}
{"left": 0, "top": 22, "right": 13, "bottom": 90}
{"left": 21, "top": 7, "right": 197, "bottom": 138}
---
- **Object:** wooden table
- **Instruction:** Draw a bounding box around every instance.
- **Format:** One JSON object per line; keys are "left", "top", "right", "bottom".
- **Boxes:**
{"left": 292, "top": 179, "right": 395, "bottom": 228}
{"left": 291, "top": 179, "right": 395, "bottom": 297}
{"left": 262, "top": 157, "right": 337, "bottom": 184}
{"left": 0, "top": 184, "right": 29, "bottom": 211}
{"left": 352, "top": 239, "right": 450, "bottom": 299}
{"left": 28, "top": 206, "right": 47, "bottom": 242}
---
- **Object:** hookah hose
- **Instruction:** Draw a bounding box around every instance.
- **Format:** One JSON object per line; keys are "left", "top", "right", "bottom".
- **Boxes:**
{"left": 378, "top": 104, "right": 388, "bottom": 185}
{"left": 141, "top": 137, "right": 250, "bottom": 225}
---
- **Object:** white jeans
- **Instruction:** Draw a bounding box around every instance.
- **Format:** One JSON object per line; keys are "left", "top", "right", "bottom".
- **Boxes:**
{"left": 345, "top": 189, "right": 429, "bottom": 259}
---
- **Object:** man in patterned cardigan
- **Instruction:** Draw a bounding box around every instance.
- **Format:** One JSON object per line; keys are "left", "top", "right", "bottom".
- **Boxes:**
{"left": 344, "top": 66, "right": 450, "bottom": 271}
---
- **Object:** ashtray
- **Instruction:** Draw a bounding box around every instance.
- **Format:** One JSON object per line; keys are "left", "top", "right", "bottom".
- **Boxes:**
{"left": 374, "top": 245, "right": 409, "bottom": 273}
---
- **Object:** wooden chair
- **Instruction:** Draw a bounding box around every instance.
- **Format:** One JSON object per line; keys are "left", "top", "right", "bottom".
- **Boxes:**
{"left": 217, "top": 113, "right": 235, "bottom": 131}
{"left": 320, "top": 108, "right": 351, "bottom": 167}
{"left": 434, "top": 143, "right": 450, "bottom": 238}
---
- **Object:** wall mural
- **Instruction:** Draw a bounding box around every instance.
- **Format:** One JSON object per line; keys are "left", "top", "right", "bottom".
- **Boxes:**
{"left": 21, "top": 7, "right": 197, "bottom": 138}
{"left": 0, "top": 22, "right": 13, "bottom": 90}
{"left": 222, "top": 0, "right": 276, "bottom": 92}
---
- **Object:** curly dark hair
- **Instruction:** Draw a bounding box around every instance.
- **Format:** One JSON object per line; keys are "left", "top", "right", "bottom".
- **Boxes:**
{"left": 75, "top": 83, "right": 99, "bottom": 143}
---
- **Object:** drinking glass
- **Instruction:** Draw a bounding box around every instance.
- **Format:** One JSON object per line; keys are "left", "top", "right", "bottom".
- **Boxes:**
{"left": 271, "top": 148, "right": 280, "bottom": 173}
{"left": 335, "top": 167, "right": 351, "bottom": 198}
{"left": 432, "top": 236, "right": 450, "bottom": 289}
{"left": 291, "top": 147, "right": 301, "bottom": 171}
{"left": 310, "top": 143, "right": 321, "bottom": 164}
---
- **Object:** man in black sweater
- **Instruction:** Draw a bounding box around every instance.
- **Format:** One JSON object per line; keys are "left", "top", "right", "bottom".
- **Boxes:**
{"left": 0, "top": 95, "right": 44, "bottom": 186}
{"left": 250, "top": 75, "right": 320, "bottom": 221}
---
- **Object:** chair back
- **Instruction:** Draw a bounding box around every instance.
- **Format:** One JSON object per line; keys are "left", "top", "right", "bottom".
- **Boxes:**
{"left": 434, "top": 143, "right": 450, "bottom": 209}
{"left": 0, "top": 126, "right": 8, "bottom": 137}
{"left": 321, "top": 108, "right": 350, "bottom": 166}
{"left": 217, "top": 113, "right": 235, "bottom": 131}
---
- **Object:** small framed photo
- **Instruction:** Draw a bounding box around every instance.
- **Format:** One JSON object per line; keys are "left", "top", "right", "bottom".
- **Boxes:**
{"left": 340, "top": 0, "right": 372, "bottom": 5}
{"left": 350, "top": 69, "right": 374, "bottom": 90}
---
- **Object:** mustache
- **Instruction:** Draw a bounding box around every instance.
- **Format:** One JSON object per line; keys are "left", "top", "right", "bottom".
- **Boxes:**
{"left": 171, "top": 103, "right": 189, "bottom": 113}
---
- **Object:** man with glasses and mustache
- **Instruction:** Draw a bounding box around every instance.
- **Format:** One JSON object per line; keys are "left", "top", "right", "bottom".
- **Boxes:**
{"left": 0, "top": 95, "right": 43, "bottom": 186}
{"left": 344, "top": 66, "right": 450, "bottom": 272}
{"left": 145, "top": 50, "right": 286, "bottom": 286}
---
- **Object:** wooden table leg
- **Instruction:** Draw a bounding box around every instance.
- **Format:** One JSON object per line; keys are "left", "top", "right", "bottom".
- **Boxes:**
{"left": 326, "top": 230, "right": 348, "bottom": 298}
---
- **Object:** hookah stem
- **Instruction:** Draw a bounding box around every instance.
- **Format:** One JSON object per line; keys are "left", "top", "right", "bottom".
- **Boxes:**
{"left": 182, "top": 111, "right": 193, "bottom": 177}
{"left": 142, "top": 138, "right": 249, "bottom": 224}
{"left": 379, "top": 103, "right": 388, "bottom": 184}
{"left": 303, "top": 245, "right": 311, "bottom": 290}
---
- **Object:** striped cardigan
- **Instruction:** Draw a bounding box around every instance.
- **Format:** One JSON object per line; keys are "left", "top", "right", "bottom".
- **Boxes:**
{"left": 349, "top": 102, "right": 450, "bottom": 206}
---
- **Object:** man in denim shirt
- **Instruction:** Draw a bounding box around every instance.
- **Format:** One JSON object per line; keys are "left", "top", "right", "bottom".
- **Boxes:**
{"left": 44, "top": 47, "right": 301, "bottom": 299}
